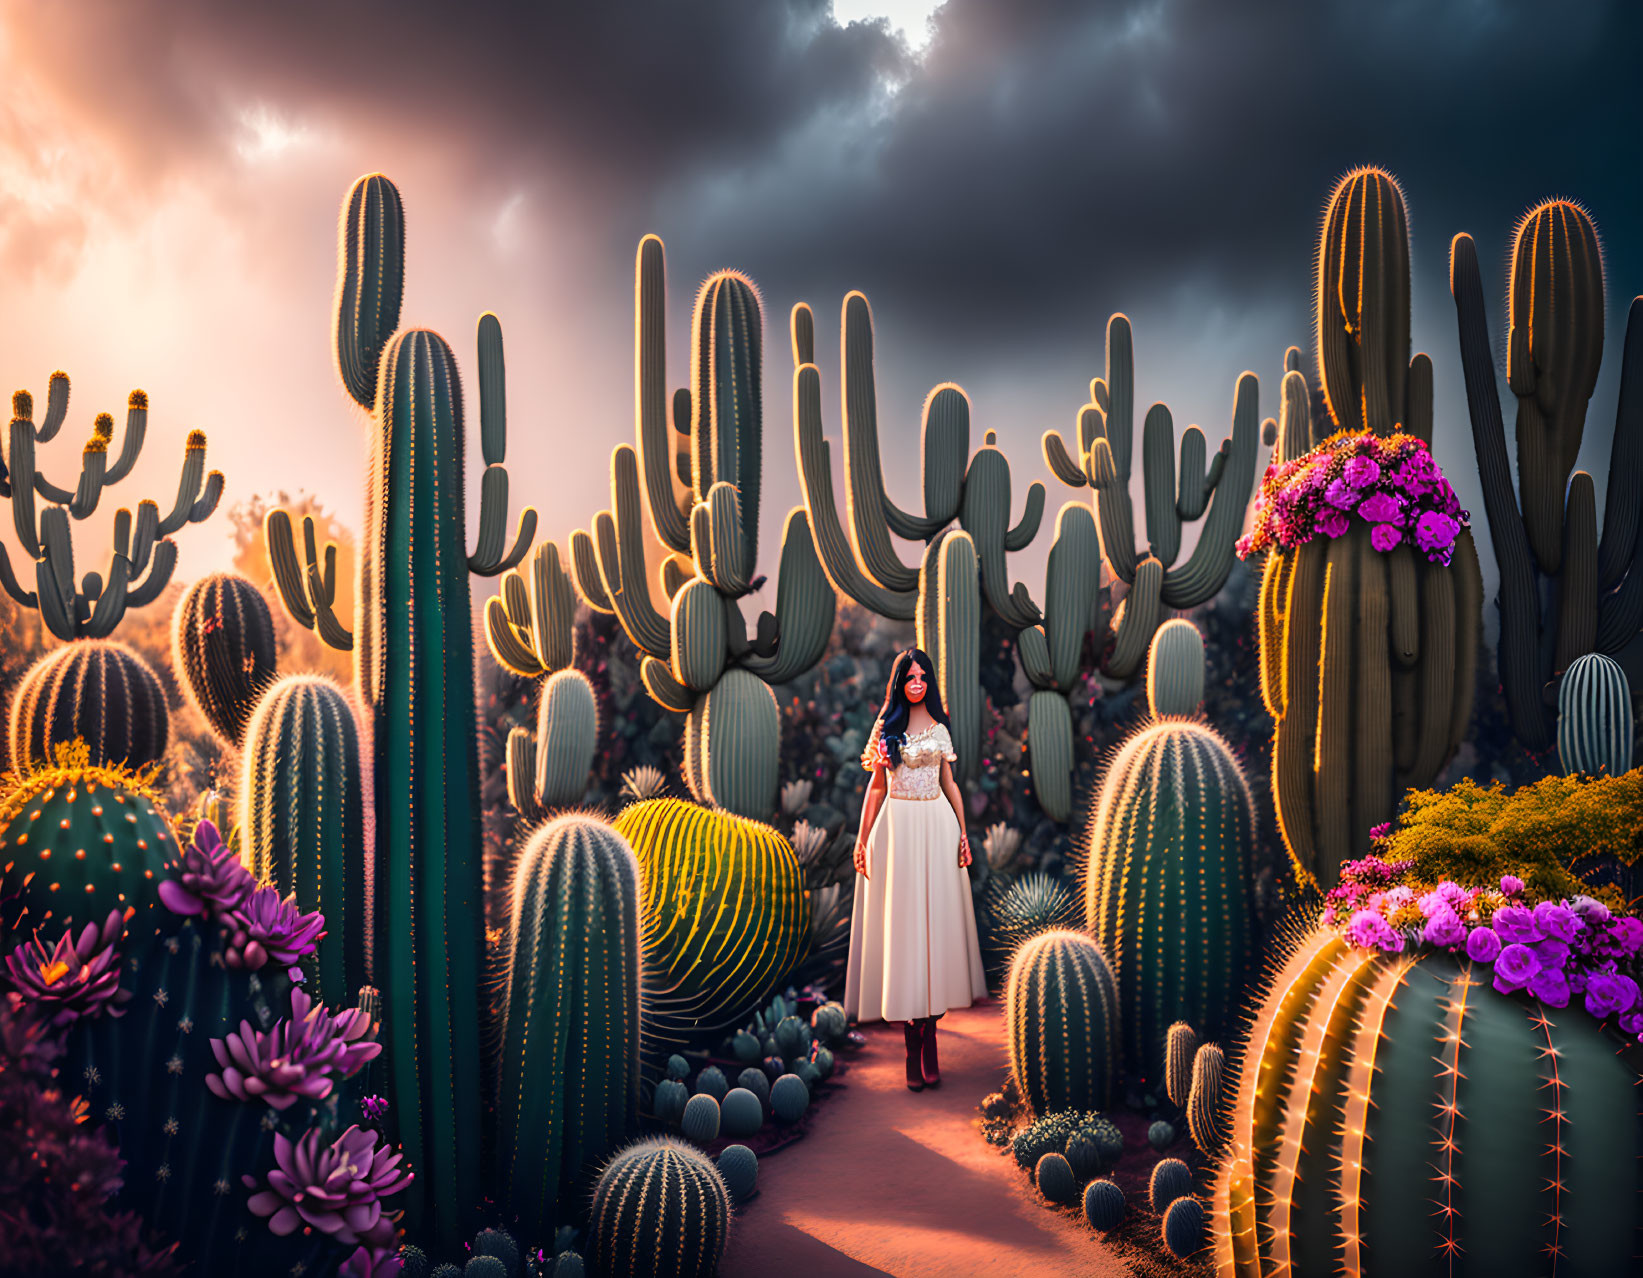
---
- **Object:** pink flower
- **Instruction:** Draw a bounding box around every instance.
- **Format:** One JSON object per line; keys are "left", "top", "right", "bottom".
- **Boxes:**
{"left": 1585, "top": 972, "right": 1640, "bottom": 1018}
{"left": 4, "top": 910, "right": 130, "bottom": 1029}
{"left": 1345, "top": 909, "right": 1404, "bottom": 953}
{"left": 1493, "top": 943, "right": 1540, "bottom": 993}
{"left": 1422, "top": 907, "right": 1467, "bottom": 949}
{"left": 1500, "top": 875, "right": 1525, "bottom": 897}
{"left": 1317, "top": 509, "right": 1351, "bottom": 539}
{"left": 225, "top": 887, "right": 326, "bottom": 973}
{"left": 157, "top": 819, "right": 254, "bottom": 921}
{"left": 1491, "top": 904, "right": 1541, "bottom": 945}
{"left": 1370, "top": 524, "right": 1402, "bottom": 552}
{"left": 1325, "top": 478, "right": 1360, "bottom": 510}
{"left": 1528, "top": 965, "right": 1571, "bottom": 1008}
{"left": 1358, "top": 492, "right": 1404, "bottom": 525}
{"left": 1609, "top": 916, "right": 1643, "bottom": 956}
{"left": 1343, "top": 456, "right": 1381, "bottom": 488}
{"left": 1414, "top": 510, "right": 1459, "bottom": 556}
{"left": 1466, "top": 927, "right": 1502, "bottom": 963}
{"left": 243, "top": 1125, "right": 411, "bottom": 1249}
{"left": 206, "top": 989, "right": 380, "bottom": 1110}
{"left": 1532, "top": 900, "right": 1581, "bottom": 943}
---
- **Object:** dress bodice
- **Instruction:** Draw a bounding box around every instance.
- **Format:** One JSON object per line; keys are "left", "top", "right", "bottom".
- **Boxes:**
{"left": 862, "top": 721, "right": 958, "bottom": 800}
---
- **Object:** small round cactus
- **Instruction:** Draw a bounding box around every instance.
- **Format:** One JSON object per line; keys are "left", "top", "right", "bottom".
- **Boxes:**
{"left": 771, "top": 1073, "right": 810, "bottom": 1124}
{"left": 655, "top": 1078, "right": 688, "bottom": 1125}
{"left": 398, "top": 1246, "right": 430, "bottom": 1278}
{"left": 717, "top": 1144, "right": 758, "bottom": 1202}
{"left": 666, "top": 1053, "right": 690, "bottom": 1080}
{"left": 472, "top": 1227, "right": 519, "bottom": 1275}
{"left": 588, "top": 1136, "right": 731, "bottom": 1278}
{"left": 1149, "top": 1157, "right": 1192, "bottom": 1214}
{"left": 736, "top": 1067, "right": 771, "bottom": 1107}
{"left": 775, "top": 1014, "right": 812, "bottom": 1060}
{"left": 681, "top": 1093, "right": 721, "bottom": 1145}
{"left": 721, "top": 1087, "right": 764, "bottom": 1138}
{"left": 552, "top": 1254, "right": 584, "bottom": 1278}
{"left": 793, "top": 1059, "right": 822, "bottom": 1090}
{"left": 1036, "top": 1152, "right": 1076, "bottom": 1204}
{"left": 432, "top": 1267, "right": 463, "bottom": 1278}
{"left": 1162, "top": 1195, "right": 1205, "bottom": 1258}
{"left": 762, "top": 1054, "right": 785, "bottom": 1080}
{"left": 466, "top": 1258, "right": 508, "bottom": 1278}
{"left": 1064, "top": 1128, "right": 1109, "bottom": 1181}
{"left": 811, "top": 1044, "right": 835, "bottom": 1079}
{"left": 1083, "top": 1179, "right": 1125, "bottom": 1232}
{"left": 694, "top": 1065, "right": 728, "bottom": 1101}
{"left": 811, "top": 1001, "right": 847, "bottom": 1044}
{"left": 732, "top": 1031, "right": 760, "bottom": 1063}
{"left": 1147, "top": 1119, "right": 1176, "bottom": 1151}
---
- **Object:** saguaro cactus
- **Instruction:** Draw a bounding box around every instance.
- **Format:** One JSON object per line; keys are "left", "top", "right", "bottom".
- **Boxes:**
{"left": 263, "top": 172, "right": 535, "bottom": 1249}
{"left": 1259, "top": 169, "right": 1482, "bottom": 886}
{"left": 7, "top": 639, "right": 169, "bottom": 772}
{"left": 171, "top": 572, "right": 278, "bottom": 747}
{"left": 1451, "top": 200, "right": 1643, "bottom": 750}
{"left": 0, "top": 377, "right": 222, "bottom": 640}
{"left": 1211, "top": 926, "right": 1643, "bottom": 1277}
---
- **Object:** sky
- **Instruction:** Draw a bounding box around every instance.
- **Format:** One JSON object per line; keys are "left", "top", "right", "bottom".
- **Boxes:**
{"left": 2, "top": 0, "right": 1641, "bottom": 623}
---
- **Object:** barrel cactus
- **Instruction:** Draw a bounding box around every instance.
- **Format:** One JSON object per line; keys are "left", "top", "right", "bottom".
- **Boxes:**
{"left": 1084, "top": 1179, "right": 1124, "bottom": 1232}
{"left": 494, "top": 815, "right": 642, "bottom": 1241}
{"left": 654, "top": 1079, "right": 688, "bottom": 1125}
{"left": 171, "top": 571, "right": 277, "bottom": 746}
{"left": 720, "top": 1087, "right": 763, "bottom": 1138}
{"left": 1004, "top": 929, "right": 1120, "bottom": 1115}
{"left": 239, "top": 673, "right": 369, "bottom": 1004}
{"left": 7, "top": 640, "right": 168, "bottom": 773}
{"left": 680, "top": 1094, "right": 720, "bottom": 1145}
{"left": 1558, "top": 651, "right": 1634, "bottom": 777}
{"left": 1210, "top": 925, "right": 1643, "bottom": 1276}
{"left": 612, "top": 798, "right": 807, "bottom": 1028}
{"left": 716, "top": 1144, "right": 757, "bottom": 1202}
{"left": 1149, "top": 1158, "right": 1192, "bottom": 1213}
{"left": 1163, "top": 1196, "right": 1206, "bottom": 1258}
{"left": 770, "top": 1073, "right": 809, "bottom": 1124}
{"left": 1036, "top": 1152, "right": 1076, "bottom": 1204}
{"left": 587, "top": 1136, "right": 732, "bottom": 1278}
{"left": 1082, "top": 716, "right": 1257, "bottom": 1078}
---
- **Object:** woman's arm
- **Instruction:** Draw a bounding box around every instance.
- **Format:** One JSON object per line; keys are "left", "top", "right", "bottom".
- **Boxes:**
{"left": 854, "top": 766, "right": 887, "bottom": 879}
{"left": 938, "top": 758, "right": 971, "bottom": 867}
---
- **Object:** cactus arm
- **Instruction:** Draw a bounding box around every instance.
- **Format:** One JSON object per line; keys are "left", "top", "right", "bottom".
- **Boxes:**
{"left": 1406, "top": 353, "right": 1434, "bottom": 446}
{"left": 34, "top": 371, "right": 69, "bottom": 441}
{"left": 153, "top": 430, "right": 208, "bottom": 536}
{"left": 306, "top": 551, "right": 354, "bottom": 651}
{"left": 1276, "top": 369, "right": 1311, "bottom": 465}
{"left": 128, "top": 501, "right": 159, "bottom": 576}
{"left": 1018, "top": 624, "right": 1053, "bottom": 687}
{"left": 1174, "top": 425, "right": 1209, "bottom": 521}
{"left": 263, "top": 508, "right": 353, "bottom": 651}
{"left": 660, "top": 553, "right": 693, "bottom": 600}
{"left": 33, "top": 507, "right": 77, "bottom": 639}
{"left": 641, "top": 654, "right": 695, "bottom": 713}
{"left": 1597, "top": 296, "right": 1643, "bottom": 592}
{"left": 265, "top": 508, "right": 317, "bottom": 629}
{"left": 635, "top": 237, "right": 691, "bottom": 555}
{"left": 1554, "top": 472, "right": 1599, "bottom": 671}
{"left": 529, "top": 539, "right": 577, "bottom": 671}
{"left": 1160, "top": 371, "right": 1260, "bottom": 608}
{"left": 1087, "top": 437, "right": 1139, "bottom": 584}
{"left": 597, "top": 446, "right": 672, "bottom": 658}
{"left": 1044, "top": 502, "right": 1100, "bottom": 689}
{"left": 1105, "top": 315, "right": 1136, "bottom": 477}
{"left": 961, "top": 440, "right": 1041, "bottom": 628}
{"left": 67, "top": 438, "right": 108, "bottom": 518}
{"left": 1141, "top": 403, "right": 1181, "bottom": 566}
{"left": 485, "top": 594, "right": 544, "bottom": 678}
{"left": 700, "top": 482, "right": 751, "bottom": 596}
{"left": 919, "top": 384, "right": 971, "bottom": 530}
{"left": 791, "top": 361, "right": 917, "bottom": 620}
{"left": 468, "top": 463, "right": 536, "bottom": 575}
{"left": 1105, "top": 555, "right": 1162, "bottom": 679}
{"left": 0, "top": 542, "right": 36, "bottom": 609}
{"left": 740, "top": 508, "right": 835, "bottom": 685}
{"left": 84, "top": 555, "right": 130, "bottom": 639}
{"left": 101, "top": 391, "right": 148, "bottom": 485}
{"left": 505, "top": 726, "right": 544, "bottom": 820}
{"left": 915, "top": 533, "right": 943, "bottom": 656}
{"left": 8, "top": 415, "right": 39, "bottom": 554}
{"left": 570, "top": 527, "right": 614, "bottom": 612}
{"left": 1004, "top": 479, "right": 1045, "bottom": 552}
{"left": 124, "top": 537, "right": 176, "bottom": 609}
{"left": 1042, "top": 428, "right": 1088, "bottom": 487}
{"left": 189, "top": 469, "right": 224, "bottom": 523}
{"left": 839, "top": 292, "right": 921, "bottom": 590}
{"left": 1450, "top": 232, "right": 1554, "bottom": 748}
{"left": 334, "top": 173, "right": 405, "bottom": 411}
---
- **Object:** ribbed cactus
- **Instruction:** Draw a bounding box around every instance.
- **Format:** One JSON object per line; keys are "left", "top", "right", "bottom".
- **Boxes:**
{"left": 0, "top": 376, "right": 222, "bottom": 641}
{"left": 1452, "top": 200, "right": 1643, "bottom": 750}
{"left": 1004, "top": 929, "right": 1120, "bottom": 1115}
{"left": 1186, "top": 1041, "right": 1226, "bottom": 1156}
{"left": 1211, "top": 926, "right": 1643, "bottom": 1277}
{"left": 171, "top": 572, "right": 278, "bottom": 746}
{"left": 587, "top": 1136, "right": 732, "bottom": 1278}
{"left": 1558, "top": 651, "right": 1634, "bottom": 777}
{"left": 557, "top": 238, "right": 832, "bottom": 820}
{"left": 1082, "top": 718, "right": 1256, "bottom": 1078}
{"left": 7, "top": 639, "right": 169, "bottom": 772}
{"left": 1262, "top": 169, "right": 1482, "bottom": 885}
{"left": 612, "top": 798, "right": 807, "bottom": 1029}
{"left": 263, "top": 173, "right": 536, "bottom": 1249}
{"left": 507, "top": 669, "right": 600, "bottom": 817}
{"left": 239, "top": 673, "right": 370, "bottom": 1004}
{"left": 494, "top": 816, "right": 642, "bottom": 1240}
{"left": 1164, "top": 1020, "right": 1198, "bottom": 1107}
{"left": 1146, "top": 619, "right": 1205, "bottom": 719}
{"left": 915, "top": 530, "right": 981, "bottom": 781}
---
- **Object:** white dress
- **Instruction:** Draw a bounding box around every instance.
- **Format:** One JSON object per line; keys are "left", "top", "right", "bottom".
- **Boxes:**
{"left": 843, "top": 721, "right": 989, "bottom": 1024}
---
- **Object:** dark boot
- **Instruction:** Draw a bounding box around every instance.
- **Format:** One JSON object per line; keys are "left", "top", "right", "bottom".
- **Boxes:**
{"left": 919, "top": 1015, "right": 942, "bottom": 1087}
{"left": 902, "top": 1021, "right": 925, "bottom": 1091}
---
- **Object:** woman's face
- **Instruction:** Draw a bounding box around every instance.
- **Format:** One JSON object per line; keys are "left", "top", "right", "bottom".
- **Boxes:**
{"left": 904, "top": 659, "right": 928, "bottom": 704}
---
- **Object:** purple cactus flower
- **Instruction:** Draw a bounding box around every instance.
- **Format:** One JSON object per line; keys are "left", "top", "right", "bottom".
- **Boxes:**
{"left": 1491, "top": 904, "right": 1541, "bottom": 946}
{"left": 1611, "top": 916, "right": 1643, "bottom": 956}
{"left": 1325, "top": 478, "right": 1359, "bottom": 510}
{"left": 157, "top": 819, "right": 255, "bottom": 921}
{"left": 341, "top": 1244, "right": 405, "bottom": 1278}
{"left": 1528, "top": 965, "right": 1571, "bottom": 1008}
{"left": 243, "top": 1124, "right": 412, "bottom": 1249}
{"left": 4, "top": 910, "right": 131, "bottom": 1029}
{"left": 1343, "top": 456, "right": 1381, "bottom": 489}
{"left": 1530, "top": 938, "right": 1570, "bottom": 970}
{"left": 1369, "top": 523, "right": 1403, "bottom": 552}
{"left": 1500, "top": 874, "right": 1525, "bottom": 897}
{"left": 1414, "top": 510, "right": 1460, "bottom": 556}
{"left": 225, "top": 887, "right": 326, "bottom": 972}
{"left": 1465, "top": 926, "right": 1502, "bottom": 963}
{"left": 1344, "top": 909, "right": 1404, "bottom": 953}
{"left": 1532, "top": 900, "right": 1581, "bottom": 944}
{"left": 1570, "top": 896, "right": 1612, "bottom": 925}
{"left": 1316, "top": 509, "right": 1351, "bottom": 539}
{"left": 206, "top": 989, "right": 380, "bottom": 1110}
{"left": 1584, "top": 972, "right": 1640, "bottom": 1019}
{"left": 361, "top": 1094, "right": 389, "bottom": 1123}
{"left": 1422, "top": 907, "right": 1467, "bottom": 949}
{"left": 1493, "top": 943, "right": 1540, "bottom": 994}
{"left": 1358, "top": 492, "right": 1404, "bottom": 525}
{"left": 1620, "top": 1008, "right": 1643, "bottom": 1038}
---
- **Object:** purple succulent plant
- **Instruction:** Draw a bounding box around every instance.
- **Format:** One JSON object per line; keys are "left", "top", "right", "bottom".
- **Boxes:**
{"left": 157, "top": 819, "right": 255, "bottom": 921}
{"left": 242, "top": 1124, "right": 412, "bottom": 1250}
{"left": 206, "top": 989, "right": 381, "bottom": 1110}
{"left": 3, "top": 910, "right": 131, "bottom": 1030}
{"left": 224, "top": 886, "right": 326, "bottom": 972}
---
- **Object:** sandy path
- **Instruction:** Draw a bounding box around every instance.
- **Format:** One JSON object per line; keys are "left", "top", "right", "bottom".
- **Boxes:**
{"left": 720, "top": 999, "right": 1133, "bottom": 1277}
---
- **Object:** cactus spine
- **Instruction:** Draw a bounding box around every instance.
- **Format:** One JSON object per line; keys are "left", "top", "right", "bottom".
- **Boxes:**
{"left": 1211, "top": 926, "right": 1643, "bottom": 1277}
{"left": 239, "top": 674, "right": 369, "bottom": 1004}
{"left": 1558, "top": 651, "right": 1634, "bottom": 777}
{"left": 1082, "top": 717, "right": 1257, "bottom": 1077}
{"left": 1004, "top": 929, "right": 1120, "bottom": 1115}
{"left": 1263, "top": 169, "right": 1482, "bottom": 886}
{"left": 495, "top": 816, "right": 641, "bottom": 1239}
{"left": 7, "top": 639, "right": 169, "bottom": 772}
{"left": 587, "top": 1136, "right": 732, "bottom": 1278}
{"left": 1452, "top": 200, "right": 1643, "bottom": 751}
{"left": 172, "top": 571, "right": 277, "bottom": 747}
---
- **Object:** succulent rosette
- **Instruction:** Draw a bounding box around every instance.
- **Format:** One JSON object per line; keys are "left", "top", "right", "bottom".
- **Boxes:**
{"left": 3, "top": 909, "right": 131, "bottom": 1029}
{"left": 157, "top": 818, "right": 254, "bottom": 920}
{"left": 206, "top": 988, "right": 381, "bottom": 1109}
{"left": 242, "top": 1124, "right": 412, "bottom": 1251}
{"left": 1236, "top": 430, "right": 1469, "bottom": 564}
{"left": 224, "top": 885, "right": 326, "bottom": 973}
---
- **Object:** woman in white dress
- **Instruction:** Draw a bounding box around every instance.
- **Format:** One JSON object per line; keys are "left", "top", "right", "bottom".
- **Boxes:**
{"left": 844, "top": 648, "right": 988, "bottom": 1091}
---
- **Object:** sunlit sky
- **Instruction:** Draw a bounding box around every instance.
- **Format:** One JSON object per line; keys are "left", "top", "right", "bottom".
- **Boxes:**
{"left": 2, "top": 0, "right": 1639, "bottom": 629}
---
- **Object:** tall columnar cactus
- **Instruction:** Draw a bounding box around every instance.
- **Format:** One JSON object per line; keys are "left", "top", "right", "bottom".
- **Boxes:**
{"left": 7, "top": 639, "right": 169, "bottom": 772}
{"left": 263, "top": 172, "right": 536, "bottom": 1249}
{"left": 1082, "top": 714, "right": 1257, "bottom": 1079}
{"left": 1261, "top": 169, "right": 1482, "bottom": 885}
{"left": 587, "top": 1136, "right": 733, "bottom": 1278}
{"left": 1451, "top": 200, "right": 1643, "bottom": 750}
{"left": 0, "top": 376, "right": 222, "bottom": 640}
{"left": 557, "top": 238, "right": 833, "bottom": 820}
{"left": 171, "top": 572, "right": 278, "bottom": 747}
{"left": 1211, "top": 926, "right": 1643, "bottom": 1277}
{"left": 915, "top": 530, "right": 982, "bottom": 781}
{"left": 1558, "top": 651, "right": 1634, "bottom": 778}
{"left": 494, "top": 816, "right": 642, "bottom": 1240}
{"left": 239, "top": 673, "right": 370, "bottom": 1004}
{"left": 612, "top": 797, "right": 807, "bottom": 1029}
{"left": 1004, "top": 928, "right": 1120, "bottom": 1115}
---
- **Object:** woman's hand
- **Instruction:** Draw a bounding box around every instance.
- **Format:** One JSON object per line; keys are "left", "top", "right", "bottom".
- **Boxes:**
{"left": 957, "top": 831, "right": 972, "bottom": 868}
{"left": 853, "top": 835, "right": 870, "bottom": 880}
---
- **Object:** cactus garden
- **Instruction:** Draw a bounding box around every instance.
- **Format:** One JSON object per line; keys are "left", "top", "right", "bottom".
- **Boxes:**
{"left": 4, "top": 9, "right": 1642, "bottom": 1276}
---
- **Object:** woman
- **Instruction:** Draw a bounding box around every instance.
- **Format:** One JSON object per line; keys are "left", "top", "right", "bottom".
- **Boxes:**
{"left": 844, "top": 648, "right": 988, "bottom": 1091}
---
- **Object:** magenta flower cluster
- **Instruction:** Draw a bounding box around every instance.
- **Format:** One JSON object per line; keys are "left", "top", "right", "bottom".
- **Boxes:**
{"left": 3, "top": 909, "right": 132, "bottom": 1030}
{"left": 1236, "top": 431, "right": 1469, "bottom": 565}
{"left": 242, "top": 1124, "right": 412, "bottom": 1260}
{"left": 206, "top": 988, "right": 381, "bottom": 1110}
{"left": 1326, "top": 858, "right": 1643, "bottom": 1045}
{"left": 156, "top": 818, "right": 253, "bottom": 920}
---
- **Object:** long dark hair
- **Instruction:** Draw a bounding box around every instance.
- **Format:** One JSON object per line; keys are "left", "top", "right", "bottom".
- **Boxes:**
{"left": 874, "top": 647, "right": 951, "bottom": 769}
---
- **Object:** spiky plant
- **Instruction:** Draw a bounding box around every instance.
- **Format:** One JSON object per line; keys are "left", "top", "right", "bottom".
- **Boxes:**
{"left": 171, "top": 571, "right": 277, "bottom": 747}
{"left": 7, "top": 639, "right": 169, "bottom": 772}
{"left": 587, "top": 1136, "right": 732, "bottom": 1278}
{"left": 1004, "top": 929, "right": 1120, "bottom": 1115}
{"left": 985, "top": 872, "right": 1079, "bottom": 953}
{"left": 619, "top": 765, "right": 668, "bottom": 803}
